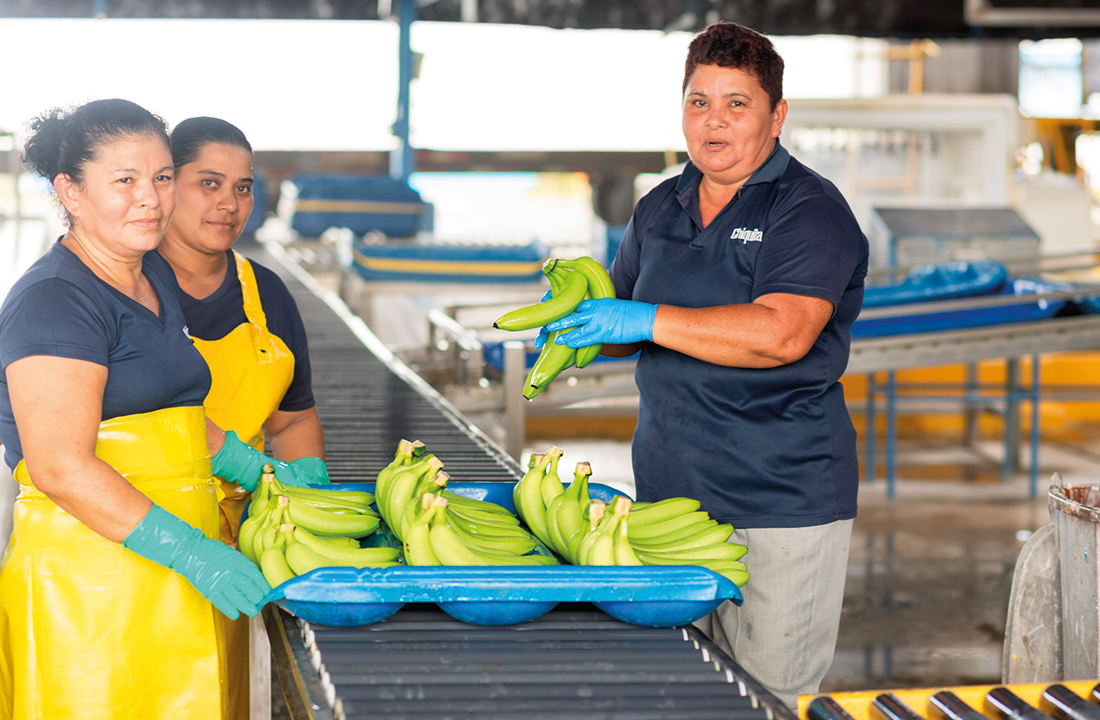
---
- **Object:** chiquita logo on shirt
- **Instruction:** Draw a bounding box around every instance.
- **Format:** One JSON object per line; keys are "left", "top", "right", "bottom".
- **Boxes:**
{"left": 731, "top": 227, "right": 763, "bottom": 244}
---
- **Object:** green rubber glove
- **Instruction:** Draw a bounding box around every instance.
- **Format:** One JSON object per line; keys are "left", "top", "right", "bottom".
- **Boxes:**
{"left": 291, "top": 456, "right": 331, "bottom": 486}
{"left": 123, "top": 504, "right": 270, "bottom": 620}
{"left": 211, "top": 431, "right": 312, "bottom": 491}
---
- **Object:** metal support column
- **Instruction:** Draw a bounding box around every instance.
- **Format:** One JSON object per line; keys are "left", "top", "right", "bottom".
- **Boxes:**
{"left": 964, "top": 361, "right": 980, "bottom": 447}
{"left": 390, "top": 0, "right": 416, "bottom": 182}
{"left": 865, "top": 373, "right": 877, "bottom": 483}
{"left": 1029, "top": 354, "right": 1041, "bottom": 499}
{"left": 1004, "top": 357, "right": 1021, "bottom": 481}
{"left": 503, "top": 341, "right": 527, "bottom": 462}
{"left": 886, "top": 371, "right": 897, "bottom": 499}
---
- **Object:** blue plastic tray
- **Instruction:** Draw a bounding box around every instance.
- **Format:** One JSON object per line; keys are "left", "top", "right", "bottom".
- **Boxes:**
{"left": 863, "top": 260, "right": 1007, "bottom": 308}
{"left": 255, "top": 481, "right": 743, "bottom": 628}
{"left": 852, "top": 277, "right": 1068, "bottom": 339}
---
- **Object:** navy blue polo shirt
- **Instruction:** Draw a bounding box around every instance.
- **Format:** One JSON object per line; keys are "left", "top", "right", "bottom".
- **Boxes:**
{"left": 611, "top": 141, "right": 869, "bottom": 528}
{"left": 169, "top": 250, "right": 315, "bottom": 412}
{"left": 0, "top": 242, "right": 211, "bottom": 470}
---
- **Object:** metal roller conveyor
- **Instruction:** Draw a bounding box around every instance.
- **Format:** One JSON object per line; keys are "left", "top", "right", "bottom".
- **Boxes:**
{"left": 928, "top": 691, "right": 988, "bottom": 720}
{"left": 985, "top": 687, "right": 1056, "bottom": 720}
{"left": 268, "top": 605, "right": 794, "bottom": 720}
{"left": 803, "top": 682, "right": 1100, "bottom": 720}
{"left": 1041, "top": 685, "right": 1100, "bottom": 720}
{"left": 246, "top": 240, "right": 795, "bottom": 720}
{"left": 872, "top": 694, "right": 926, "bottom": 720}
{"left": 808, "top": 696, "right": 860, "bottom": 720}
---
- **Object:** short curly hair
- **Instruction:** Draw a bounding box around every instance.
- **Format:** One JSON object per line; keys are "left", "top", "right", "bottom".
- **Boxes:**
{"left": 683, "top": 22, "right": 784, "bottom": 111}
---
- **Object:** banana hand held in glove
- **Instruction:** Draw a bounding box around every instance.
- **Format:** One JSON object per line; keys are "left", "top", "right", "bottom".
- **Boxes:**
{"left": 123, "top": 504, "right": 271, "bottom": 620}
{"left": 545, "top": 298, "right": 658, "bottom": 348}
{"left": 211, "top": 431, "right": 314, "bottom": 490}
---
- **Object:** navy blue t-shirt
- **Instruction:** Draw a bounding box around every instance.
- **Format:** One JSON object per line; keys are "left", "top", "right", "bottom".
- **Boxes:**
{"left": 0, "top": 242, "right": 212, "bottom": 470}
{"left": 611, "top": 141, "right": 869, "bottom": 528}
{"left": 170, "top": 251, "right": 314, "bottom": 413}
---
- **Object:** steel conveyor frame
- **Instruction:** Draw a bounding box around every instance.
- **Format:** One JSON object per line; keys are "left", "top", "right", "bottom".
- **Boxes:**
{"left": 246, "top": 240, "right": 795, "bottom": 720}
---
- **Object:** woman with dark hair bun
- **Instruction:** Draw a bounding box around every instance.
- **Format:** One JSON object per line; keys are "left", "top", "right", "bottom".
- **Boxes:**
{"left": 159, "top": 115, "right": 329, "bottom": 720}
{"left": 0, "top": 100, "right": 318, "bottom": 719}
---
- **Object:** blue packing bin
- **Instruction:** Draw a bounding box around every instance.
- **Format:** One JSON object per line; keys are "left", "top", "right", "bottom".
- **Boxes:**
{"left": 863, "top": 260, "right": 1008, "bottom": 308}
{"left": 241, "top": 176, "right": 267, "bottom": 237}
{"left": 347, "top": 239, "right": 549, "bottom": 283}
{"left": 853, "top": 277, "right": 1069, "bottom": 338}
{"left": 255, "top": 482, "right": 743, "bottom": 628}
{"left": 290, "top": 175, "right": 425, "bottom": 238}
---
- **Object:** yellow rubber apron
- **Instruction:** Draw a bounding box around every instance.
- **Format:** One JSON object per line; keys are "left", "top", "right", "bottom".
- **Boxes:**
{"left": 0, "top": 406, "right": 226, "bottom": 720}
{"left": 191, "top": 251, "right": 295, "bottom": 720}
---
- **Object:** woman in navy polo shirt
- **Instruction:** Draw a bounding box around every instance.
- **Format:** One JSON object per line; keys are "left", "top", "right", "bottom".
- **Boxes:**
{"left": 545, "top": 22, "right": 869, "bottom": 706}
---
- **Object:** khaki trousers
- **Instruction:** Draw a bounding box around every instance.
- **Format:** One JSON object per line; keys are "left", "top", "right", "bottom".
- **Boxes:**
{"left": 694, "top": 519, "right": 853, "bottom": 709}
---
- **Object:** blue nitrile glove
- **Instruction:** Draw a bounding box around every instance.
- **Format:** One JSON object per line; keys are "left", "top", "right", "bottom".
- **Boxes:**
{"left": 544, "top": 298, "right": 659, "bottom": 348}
{"left": 211, "top": 430, "right": 312, "bottom": 491}
{"left": 123, "top": 504, "right": 270, "bottom": 620}
{"left": 533, "top": 290, "right": 553, "bottom": 350}
{"left": 291, "top": 456, "right": 331, "bottom": 486}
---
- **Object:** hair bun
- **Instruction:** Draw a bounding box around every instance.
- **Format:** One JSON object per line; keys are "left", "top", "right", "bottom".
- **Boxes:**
{"left": 22, "top": 107, "right": 70, "bottom": 182}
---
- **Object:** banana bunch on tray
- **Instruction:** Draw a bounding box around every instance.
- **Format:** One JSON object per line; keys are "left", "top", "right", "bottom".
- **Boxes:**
{"left": 404, "top": 494, "right": 559, "bottom": 566}
{"left": 514, "top": 447, "right": 750, "bottom": 588}
{"left": 493, "top": 256, "right": 615, "bottom": 399}
{"left": 580, "top": 496, "right": 750, "bottom": 588}
{"left": 376, "top": 440, "right": 552, "bottom": 567}
{"left": 240, "top": 466, "right": 399, "bottom": 588}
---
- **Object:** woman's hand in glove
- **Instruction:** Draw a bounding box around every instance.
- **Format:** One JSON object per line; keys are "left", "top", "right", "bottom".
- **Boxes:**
{"left": 211, "top": 430, "right": 319, "bottom": 491}
{"left": 543, "top": 298, "right": 658, "bottom": 348}
{"left": 290, "top": 456, "right": 331, "bottom": 486}
{"left": 124, "top": 505, "right": 270, "bottom": 620}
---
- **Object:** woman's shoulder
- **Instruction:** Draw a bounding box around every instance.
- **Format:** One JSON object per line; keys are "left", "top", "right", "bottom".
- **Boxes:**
{"left": 4, "top": 244, "right": 99, "bottom": 306}
{"left": 248, "top": 258, "right": 297, "bottom": 308}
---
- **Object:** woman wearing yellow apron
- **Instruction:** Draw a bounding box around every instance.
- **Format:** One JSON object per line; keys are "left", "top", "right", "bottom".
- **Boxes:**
{"left": 158, "top": 117, "right": 329, "bottom": 720}
{"left": 0, "top": 100, "right": 313, "bottom": 719}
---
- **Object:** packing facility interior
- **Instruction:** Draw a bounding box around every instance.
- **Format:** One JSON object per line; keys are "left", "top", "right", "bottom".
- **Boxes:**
{"left": 8, "top": 0, "right": 1100, "bottom": 717}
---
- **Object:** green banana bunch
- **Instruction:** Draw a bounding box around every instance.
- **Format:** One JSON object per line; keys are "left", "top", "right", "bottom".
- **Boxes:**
{"left": 379, "top": 455, "right": 445, "bottom": 542}
{"left": 622, "top": 498, "right": 749, "bottom": 588}
{"left": 554, "top": 488, "right": 751, "bottom": 588}
{"left": 440, "top": 489, "right": 521, "bottom": 521}
{"left": 612, "top": 504, "right": 643, "bottom": 567}
{"left": 241, "top": 465, "right": 393, "bottom": 585}
{"left": 419, "top": 497, "right": 559, "bottom": 567}
{"left": 576, "top": 497, "right": 625, "bottom": 566}
{"left": 259, "top": 522, "right": 298, "bottom": 588}
{"left": 491, "top": 256, "right": 615, "bottom": 400}
{"left": 557, "top": 257, "right": 615, "bottom": 368}
{"left": 285, "top": 495, "right": 380, "bottom": 539}
{"left": 403, "top": 494, "right": 442, "bottom": 566}
{"left": 374, "top": 439, "right": 419, "bottom": 519}
{"left": 512, "top": 447, "right": 562, "bottom": 550}
{"left": 493, "top": 258, "right": 588, "bottom": 331}
{"left": 286, "top": 527, "right": 400, "bottom": 570}
{"left": 540, "top": 452, "right": 566, "bottom": 506}
{"left": 545, "top": 462, "right": 592, "bottom": 563}
{"left": 398, "top": 470, "right": 450, "bottom": 541}
{"left": 241, "top": 494, "right": 290, "bottom": 563}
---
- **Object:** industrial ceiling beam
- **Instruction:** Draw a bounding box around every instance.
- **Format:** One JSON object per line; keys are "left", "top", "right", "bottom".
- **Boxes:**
{"left": 5, "top": 0, "right": 1100, "bottom": 38}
